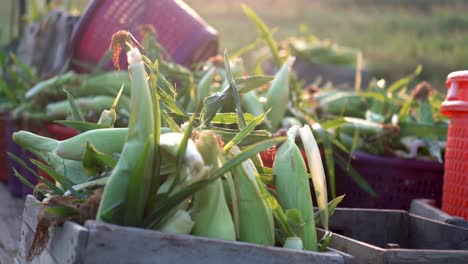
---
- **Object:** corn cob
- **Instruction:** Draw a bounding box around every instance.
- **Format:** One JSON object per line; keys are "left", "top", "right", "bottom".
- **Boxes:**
{"left": 242, "top": 91, "right": 264, "bottom": 117}
{"left": 26, "top": 71, "right": 131, "bottom": 99}
{"left": 273, "top": 126, "right": 318, "bottom": 251}
{"left": 159, "top": 209, "right": 195, "bottom": 235}
{"left": 97, "top": 47, "right": 155, "bottom": 226}
{"left": 45, "top": 95, "right": 130, "bottom": 120}
{"left": 265, "top": 57, "right": 295, "bottom": 131}
{"left": 13, "top": 128, "right": 128, "bottom": 161}
{"left": 191, "top": 130, "right": 236, "bottom": 241}
{"left": 228, "top": 146, "right": 274, "bottom": 245}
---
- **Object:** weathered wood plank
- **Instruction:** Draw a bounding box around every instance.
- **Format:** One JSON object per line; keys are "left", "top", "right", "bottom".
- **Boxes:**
{"left": 328, "top": 208, "right": 410, "bottom": 248}
{"left": 17, "top": 215, "right": 88, "bottom": 264}
{"left": 409, "top": 215, "right": 468, "bottom": 250}
{"left": 410, "top": 199, "right": 468, "bottom": 229}
{"left": 83, "top": 220, "right": 345, "bottom": 264}
{"left": 325, "top": 208, "right": 468, "bottom": 264}
{"left": 385, "top": 249, "right": 468, "bottom": 264}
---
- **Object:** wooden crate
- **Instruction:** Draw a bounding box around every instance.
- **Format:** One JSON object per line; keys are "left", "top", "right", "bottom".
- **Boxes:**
{"left": 410, "top": 199, "right": 468, "bottom": 229}
{"left": 17, "top": 195, "right": 352, "bottom": 264}
{"left": 319, "top": 208, "right": 468, "bottom": 264}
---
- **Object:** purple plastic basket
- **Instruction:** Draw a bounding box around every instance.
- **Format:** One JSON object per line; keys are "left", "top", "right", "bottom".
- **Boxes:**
{"left": 5, "top": 114, "right": 38, "bottom": 197}
{"left": 335, "top": 152, "right": 444, "bottom": 210}
{"left": 71, "top": 0, "right": 218, "bottom": 71}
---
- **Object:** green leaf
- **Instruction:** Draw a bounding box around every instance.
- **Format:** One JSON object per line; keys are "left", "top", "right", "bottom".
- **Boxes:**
{"left": 387, "top": 65, "right": 422, "bottom": 95}
{"left": 45, "top": 206, "right": 79, "bottom": 218}
{"left": 286, "top": 208, "right": 304, "bottom": 226}
{"left": 83, "top": 142, "right": 117, "bottom": 176}
{"left": 242, "top": 4, "right": 282, "bottom": 67}
{"left": 8, "top": 152, "right": 63, "bottom": 195}
{"left": 223, "top": 111, "right": 269, "bottom": 152}
{"left": 334, "top": 154, "right": 377, "bottom": 197}
{"left": 211, "top": 127, "right": 271, "bottom": 146}
{"left": 168, "top": 114, "right": 197, "bottom": 195}
{"left": 224, "top": 50, "right": 246, "bottom": 129}
{"left": 318, "top": 231, "right": 333, "bottom": 252}
{"left": 314, "top": 195, "right": 345, "bottom": 225}
{"left": 236, "top": 76, "right": 274, "bottom": 93}
{"left": 321, "top": 119, "right": 348, "bottom": 130}
{"left": 150, "top": 58, "right": 163, "bottom": 195}
{"left": 200, "top": 75, "right": 274, "bottom": 126}
{"left": 399, "top": 123, "right": 448, "bottom": 138}
{"left": 312, "top": 123, "right": 336, "bottom": 199}
{"left": 211, "top": 113, "right": 257, "bottom": 125}
{"left": 31, "top": 159, "right": 82, "bottom": 198}
{"left": 299, "top": 125, "right": 329, "bottom": 230}
{"left": 13, "top": 168, "right": 46, "bottom": 196}
{"left": 54, "top": 120, "right": 108, "bottom": 133}
{"left": 63, "top": 89, "right": 85, "bottom": 122}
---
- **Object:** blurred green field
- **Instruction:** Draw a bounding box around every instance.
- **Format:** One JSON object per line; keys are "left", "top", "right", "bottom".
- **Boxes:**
{"left": 185, "top": 0, "right": 468, "bottom": 89}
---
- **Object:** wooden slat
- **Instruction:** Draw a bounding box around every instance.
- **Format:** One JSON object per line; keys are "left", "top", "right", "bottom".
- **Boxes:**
{"left": 83, "top": 220, "right": 345, "bottom": 264}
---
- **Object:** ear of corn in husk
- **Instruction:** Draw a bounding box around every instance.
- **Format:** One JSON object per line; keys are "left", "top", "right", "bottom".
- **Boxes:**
{"left": 228, "top": 146, "right": 275, "bottom": 245}
{"left": 97, "top": 47, "right": 155, "bottom": 227}
{"left": 191, "top": 130, "right": 236, "bottom": 241}
{"left": 273, "top": 125, "right": 318, "bottom": 251}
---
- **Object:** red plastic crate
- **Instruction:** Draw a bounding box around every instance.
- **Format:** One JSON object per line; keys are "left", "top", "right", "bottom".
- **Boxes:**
{"left": 441, "top": 70, "right": 468, "bottom": 219}
{"left": 71, "top": 0, "right": 218, "bottom": 70}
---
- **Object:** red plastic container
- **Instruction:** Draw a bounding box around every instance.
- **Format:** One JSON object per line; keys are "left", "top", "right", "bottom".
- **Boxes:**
{"left": 71, "top": 0, "right": 218, "bottom": 70}
{"left": 441, "top": 70, "right": 468, "bottom": 219}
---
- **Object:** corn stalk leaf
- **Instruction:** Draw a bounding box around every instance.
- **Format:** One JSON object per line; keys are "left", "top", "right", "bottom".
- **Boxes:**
{"left": 227, "top": 50, "right": 250, "bottom": 129}
{"left": 242, "top": 5, "right": 282, "bottom": 67}
{"left": 63, "top": 89, "right": 85, "bottom": 122}
{"left": 13, "top": 168, "right": 47, "bottom": 196}
{"left": 8, "top": 152, "right": 63, "bottom": 195}
{"left": 54, "top": 120, "right": 108, "bottom": 133}
{"left": 223, "top": 110, "right": 269, "bottom": 152}
{"left": 83, "top": 142, "right": 117, "bottom": 176}
{"left": 201, "top": 76, "right": 274, "bottom": 126}
{"left": 299, "top": 125, "right": 329, "bottom": 230}
{"left": 314, "top": 195, "right": 345, "bottom": 225}
{"left": 334, "top": 153, "right": 377, "bottom": 197}
{"left": 312, "top": 123, "right": 336, "bottom": 199}
{"left": 210, "top": 127, "right": 271, "bottom": 147}
{"left": 31, "top": 159, "right": 82, "bottom": 198}
{"left": 46, "top": 206, "right": 79, "bottom": 218}
{"left": 211, "top": 113, "right": 257, "bottom": 125}
{"left": 387, "top": 65, "right": 422, "bottom": 95}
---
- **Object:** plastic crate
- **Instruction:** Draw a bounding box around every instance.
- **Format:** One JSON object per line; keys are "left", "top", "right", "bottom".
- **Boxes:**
{"left": 335, "top": 152, "right": 444, "bottom": 210}
{"left": 71, "top": 0, "right": 218, "bottom": 71}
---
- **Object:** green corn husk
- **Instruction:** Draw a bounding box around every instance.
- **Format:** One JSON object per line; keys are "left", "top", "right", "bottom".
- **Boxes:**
{"left": 242, "top": 91, "right": 264, "bottom": 117}
{"left": 26, "top": 71, "right": 131, "bottom": 99}
{"left": 273, "top": 126, "right": 317, "bottom": 251}
{"left": 97, "top": 84, "right": 125, "bottom": 127}
{"left": 283, "top": 237, "right": 304, "bottom": 250}
{"left": 97, "top": 47, "right": 155, "bottom": 227}
{"left": 159, "top": 209, "right": 195, "bottom": 235}
{"left": 228, "top": 146, "right": 274, "bottom": 245}
{"left": 46, "top": 95, "right": 130, "bottom": 120}
{"left": 191, "top": 130, "right": 236, "bottom": 241}
{"left": 13, "top": 128, "right": 128, "bottom": 161}
{"left": 265, "top": 57, "right": 295, "bottom": 131}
